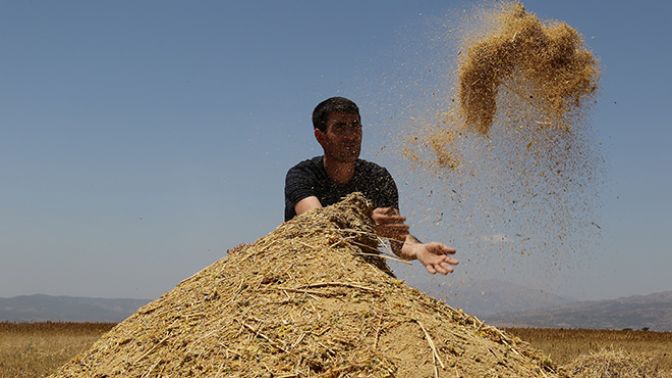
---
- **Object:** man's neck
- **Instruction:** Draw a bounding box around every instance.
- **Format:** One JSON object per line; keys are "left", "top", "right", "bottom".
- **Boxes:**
{"left": 322, "top": 155, "right": 356, "bottom": 184}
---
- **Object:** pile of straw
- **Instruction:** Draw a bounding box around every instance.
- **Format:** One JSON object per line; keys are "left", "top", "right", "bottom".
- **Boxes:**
{"left": 50, "top": 193, "right": 557, "bottom": 377}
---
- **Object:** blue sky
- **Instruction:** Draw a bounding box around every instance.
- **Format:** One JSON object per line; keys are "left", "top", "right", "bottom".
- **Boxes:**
{"left": 1, "top": 1, "right": 670, "bottom": 300}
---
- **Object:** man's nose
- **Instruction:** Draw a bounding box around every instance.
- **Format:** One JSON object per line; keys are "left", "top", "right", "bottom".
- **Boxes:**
{"left": 343, "top": 133, "right": 359, "bottom": 142}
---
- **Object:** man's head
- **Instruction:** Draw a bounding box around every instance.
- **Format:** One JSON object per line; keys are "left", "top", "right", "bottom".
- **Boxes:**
{"left": 312, "top": 97, "right": 362, "bottom": 163}
{"left": 312, "top": 97, "right": 360, "bottom": 132}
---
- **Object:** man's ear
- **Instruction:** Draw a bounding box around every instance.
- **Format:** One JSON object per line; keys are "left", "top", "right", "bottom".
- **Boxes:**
{"left": 314, "top": 128, "right": 326, "bottom": 148}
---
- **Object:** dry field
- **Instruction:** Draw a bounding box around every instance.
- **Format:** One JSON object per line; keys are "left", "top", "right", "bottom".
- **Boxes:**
{"left": 505, "top": 327, "right": 672, "bottom": 373}
{"left": 0, "top": 322, "right": 114, "bottom": 378}
{"left": 1, "top": 322, "right": 670, "bottom": 377}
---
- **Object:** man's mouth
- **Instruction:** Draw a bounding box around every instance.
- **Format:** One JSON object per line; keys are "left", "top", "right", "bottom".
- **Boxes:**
{"left": 344, "top": 147, "right": 358, "bottom": 154}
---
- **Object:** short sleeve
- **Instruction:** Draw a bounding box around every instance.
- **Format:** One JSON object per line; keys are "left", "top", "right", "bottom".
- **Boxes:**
{"left": 378, "top": 168, "right": 399, "bottom": 211}
{"left": 284, "top": 162, "right": 320, "bottom": 221}
{"left": 285, "top": 165, "right": 317, "bottom": 205}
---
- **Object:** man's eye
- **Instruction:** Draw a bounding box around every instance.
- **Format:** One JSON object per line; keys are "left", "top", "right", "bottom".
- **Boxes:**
{"left": 332, "top": 123, "right": 360, "bottom": 134}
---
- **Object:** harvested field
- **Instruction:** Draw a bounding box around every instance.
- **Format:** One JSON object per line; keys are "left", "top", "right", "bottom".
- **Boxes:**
{"left": 48, "top": 193, "right": 557, "bottom": 377}
{"left": 506, "top": 328, "right": 672, "bottom": 372}
{"left": 0, "top": 322, "right": 113, "bottom": 378}
{"left": 3, "top": 323, "right": 671, "bottom": 377}
{"left": 564, "top": 348, "right": 670, "bottom": 378}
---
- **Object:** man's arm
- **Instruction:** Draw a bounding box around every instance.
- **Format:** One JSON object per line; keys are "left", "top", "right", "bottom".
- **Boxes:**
{"left": 372, "top": 207, "right": 458, "bottom": 275}
{"left": 285, "top": 160, "right": 322, "bottom": 221}
{"left": 294, "top": 196, "right": 322, "bottom": 216}
{"left": 396, "top": 235, "right": 458, "bottom": 275}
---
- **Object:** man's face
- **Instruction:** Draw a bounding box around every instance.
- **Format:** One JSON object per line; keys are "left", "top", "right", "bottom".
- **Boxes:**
{"left": 316, "top": 112, "right": 362, "bottom": 163}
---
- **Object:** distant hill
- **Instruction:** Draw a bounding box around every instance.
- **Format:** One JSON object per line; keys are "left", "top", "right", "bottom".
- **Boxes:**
{"left": 3, "top": 288, "right": 671, "bottom": 331}
{"left": 486, "top": 290, "right": 672, "bottom": 331}
{"left": 0, "top": 294, "right": 149, "bottom": 322}
{"left": 420, "top": 279, "right": 575, "bottom": 318}
{"left": 3, "top": 280, "right": 562, "bottom": 323}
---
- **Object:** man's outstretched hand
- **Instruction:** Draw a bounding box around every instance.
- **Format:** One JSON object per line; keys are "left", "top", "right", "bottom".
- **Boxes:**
{"left": 414, "top": 242, "right": 458, "bottom": 275}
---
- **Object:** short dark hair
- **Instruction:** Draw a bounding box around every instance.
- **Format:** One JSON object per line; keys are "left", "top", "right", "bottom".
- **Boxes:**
{"left": 312, "top": 97, "right": 360, "bottom": 132}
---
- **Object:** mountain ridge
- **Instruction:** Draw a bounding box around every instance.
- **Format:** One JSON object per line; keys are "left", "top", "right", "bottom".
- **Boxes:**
{"left": 3, "top": 286, "right": 671, "bottom": 331}
{"left": 420, "top": 278, "right": 575, "bottom": 317}
{"left": 0, "top": 294, "right": 149, "bottom": 322}
{"left": 484, "top": 290, "right": 672, "bottom": 331}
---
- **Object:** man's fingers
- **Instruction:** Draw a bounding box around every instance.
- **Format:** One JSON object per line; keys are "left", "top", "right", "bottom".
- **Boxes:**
{"left": 372, "top": 208, "right": 404, "bottom": 226}
{"left": 436, "top": 254, "right": 459, "bottom": 265}
{"left": 427, "top": 242, "right": 456, "bottom": 255}
{"left": 377, "top": 223, "right": 409, "bottom": 231}
{"left": 374, "top": 224, "right": 409, "bottom": 242}
{"left": 375, "top": 224, "right": 410, "bottom": 238}
{"left": 376, "top": 215, "right": 407, "bottom": 224}
{"left": 425, "top": 264, "right": 437, "bottom": 274}
{"left": 439, "top": 262, "right": 455, "bottom": 273}
{"left": 443, "top": 257, "right": 459, "bottom": 265}
{"left": 438, "top": 244, "right": 456, "bottom": 254}
{"left": 375, "top": 207, "right": 398, "bottom": 214}
{"left": 434, "top": 263, "right": 451, "bottom": 275}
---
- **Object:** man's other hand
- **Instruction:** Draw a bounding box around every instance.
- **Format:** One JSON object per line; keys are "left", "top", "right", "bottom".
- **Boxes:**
{"left": 372, "top": 207, "right": 409, "bottom": 241}
{"left": 415, "top": 242, "right": 458, "bottom": 275}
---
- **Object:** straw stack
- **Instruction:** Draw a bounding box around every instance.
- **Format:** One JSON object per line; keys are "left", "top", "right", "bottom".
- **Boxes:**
{"left": 50, "top": 193, "right": 558, "bottom": 377}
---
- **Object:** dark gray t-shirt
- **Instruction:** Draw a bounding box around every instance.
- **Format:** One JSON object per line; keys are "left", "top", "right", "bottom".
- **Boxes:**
{"left": 284, "top": 156, "right": 399, "bottom": 221}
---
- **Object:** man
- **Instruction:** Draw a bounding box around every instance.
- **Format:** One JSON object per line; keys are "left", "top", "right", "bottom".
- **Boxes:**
{"left": 284, "top": 97, "right": 458, "bottom": 275}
